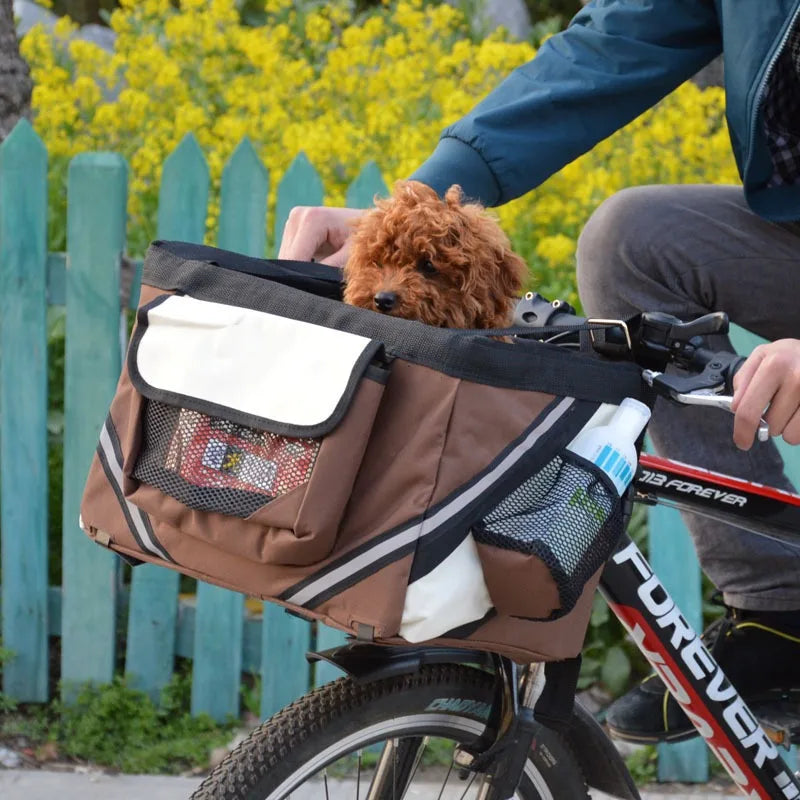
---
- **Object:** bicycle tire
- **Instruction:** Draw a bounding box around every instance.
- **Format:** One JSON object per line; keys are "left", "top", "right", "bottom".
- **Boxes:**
{"left": 191, "top": 664, "right": 589, "bottom": 800}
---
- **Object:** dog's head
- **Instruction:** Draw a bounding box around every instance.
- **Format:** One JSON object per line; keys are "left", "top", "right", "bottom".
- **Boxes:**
{"left": 343, "top": 181, "right": 527, "bottom": 328}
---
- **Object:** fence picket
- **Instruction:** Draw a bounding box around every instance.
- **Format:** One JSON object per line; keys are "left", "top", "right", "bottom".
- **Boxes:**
{"left": 187, "top": 139, "right": 269, "bottom": 722}
{"left": 272, "top": 152, "right": 324, "bottom": 256}
{"left": 126, "top": 134, "right": 209, "bottom": 704}
{"left": 60, "top": 152, "right": 128, "bottom": 697}
{"left": 346, "top": 161, "right": 388, "bottom": 208}
{"left": 650, "top": 502, "right": 709, "bottom": 782}
{"left": 218, "top": 138, "right": 269, "bottom": 258}
{"left": 0, "top": 121, "right": 49, "bottom": 701}
{"left": 260, "top": 604, "right": 310, "bottom": 719}
{"left": 256, "top": 155, "right": 324, "bottom": 714}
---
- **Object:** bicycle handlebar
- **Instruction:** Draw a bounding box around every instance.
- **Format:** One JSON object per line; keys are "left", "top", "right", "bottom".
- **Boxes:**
{"left": 512, "top": 293, "right": 769, "bottom": 441}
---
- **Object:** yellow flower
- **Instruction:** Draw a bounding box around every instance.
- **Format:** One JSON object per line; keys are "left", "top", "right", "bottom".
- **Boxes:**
{"left": 535, "top": 234, "right": 577, "bottom": 266}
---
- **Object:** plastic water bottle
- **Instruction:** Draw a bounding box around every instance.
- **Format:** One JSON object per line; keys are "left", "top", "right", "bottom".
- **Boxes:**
{"left": 566, "top": 398, "right": 651, "bottom": 495}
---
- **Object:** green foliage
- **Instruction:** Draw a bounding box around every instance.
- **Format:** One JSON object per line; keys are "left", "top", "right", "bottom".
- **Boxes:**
{"left": 53, "top": 673, "right": 236, "bottom": 773}
{"left": 239, "top": 673, "right": 262, "bottom": 718}
{"left": 0, "top": 642, "right": 19, "bottom": 713}
{"left": 47, "top": 308, "right": 66, "bottom": 586}
{"left": 625, "top": 744, "right": 658, "bottom": 786}
{"left": 579, "top": 503, "right": 650, "bottom": 694}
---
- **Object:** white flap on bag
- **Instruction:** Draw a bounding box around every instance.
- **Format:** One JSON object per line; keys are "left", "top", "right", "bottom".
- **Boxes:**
{"left": 132, "top": 294, "right": 377, "bottom": 432}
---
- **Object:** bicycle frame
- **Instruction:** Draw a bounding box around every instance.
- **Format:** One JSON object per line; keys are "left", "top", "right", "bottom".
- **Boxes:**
{"left": 598, "top": 454, "right": 800, "bottom": 799}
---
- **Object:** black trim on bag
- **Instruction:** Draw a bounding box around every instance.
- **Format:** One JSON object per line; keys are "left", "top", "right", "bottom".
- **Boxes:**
{"left": 279, "top": 396, "right": 582, "bottom": 610}
{"left": 141, "top": 243, "right": 647, "bottom": 405}
{"left": 127, "top": 295, "right": 387, "bottom": 439}
{"left": 153, "top": 240, "right": 344, "bottom": 300}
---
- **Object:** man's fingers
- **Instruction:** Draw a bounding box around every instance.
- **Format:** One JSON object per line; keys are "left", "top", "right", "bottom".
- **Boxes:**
{"left": 783, "top": 409, "right": 800, "bottom": 446}
{"left": 731, "top": 345, "right": 766, "bottom": 409}
{"left": 732, "top": 358, "right": 780, "bottom": 450}
{"left": 320, "top": 239, "right": 352, "bottom": 268}
{"left": 278, "top": 207, "right": 326, "bottom": 260}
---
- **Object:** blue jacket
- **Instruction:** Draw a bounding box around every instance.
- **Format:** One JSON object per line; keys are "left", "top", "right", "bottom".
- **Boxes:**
{"left": 410, "top": 0, "right": 800, "bottom": 221}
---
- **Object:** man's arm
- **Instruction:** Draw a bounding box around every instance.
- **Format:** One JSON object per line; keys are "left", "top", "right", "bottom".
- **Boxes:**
{"left": 411, "top": 0, "right": 721, "bottom": 206}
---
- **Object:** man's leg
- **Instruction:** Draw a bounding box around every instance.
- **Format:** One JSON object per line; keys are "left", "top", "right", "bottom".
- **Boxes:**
{"left": 576, "top": 183, "right": 800, "bottom": 741}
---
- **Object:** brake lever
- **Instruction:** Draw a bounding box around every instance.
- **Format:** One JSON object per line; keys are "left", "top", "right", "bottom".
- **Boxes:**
{"left": 642, "top": 370, "right": 770, "bottom": 442}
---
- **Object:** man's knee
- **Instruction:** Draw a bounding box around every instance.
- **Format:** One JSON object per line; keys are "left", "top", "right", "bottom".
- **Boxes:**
{"left": 577, "top": 185, "right": 666, "bottom": 315}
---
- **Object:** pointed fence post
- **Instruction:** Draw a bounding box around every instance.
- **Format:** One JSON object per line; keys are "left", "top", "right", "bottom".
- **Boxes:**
{"left": 218, "top": 138, "right": 269, "bottom": 258}
{"left": 188, "top": 138, "right": 269, "bottom": 722}
{"left": 258, "top": 153, "right": 324, "bottom": 714}
{"left": 272, "top": 152, "right": 324, "bottom": 256}
{"left": 125, "top": 134, "right": 209, "bottom": 705}
{"left": 346, "top": 161, "right": 388, "bottom": 209}
{"left": 0, "top": 121, "right": 50, "bottom": 702}
{"left": 61, "top": 152, "right": 128, "bottom": 698}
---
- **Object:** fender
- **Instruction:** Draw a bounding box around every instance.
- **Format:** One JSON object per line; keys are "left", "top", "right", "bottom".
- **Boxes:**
{"left": 307, "top": 642, "right": 494, "bottom": 684}
{"left": 308, "top": 642, "right": 640, "bottom": 799}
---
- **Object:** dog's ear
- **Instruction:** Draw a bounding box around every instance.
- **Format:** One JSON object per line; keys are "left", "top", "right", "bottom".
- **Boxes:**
{"left": 444, "top": 185, "right": 465, "bottom": 207}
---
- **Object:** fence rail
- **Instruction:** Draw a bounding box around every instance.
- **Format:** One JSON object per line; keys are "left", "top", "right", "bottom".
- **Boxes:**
{"left": 0, "top": 119, "right": 796, "bottom": 781}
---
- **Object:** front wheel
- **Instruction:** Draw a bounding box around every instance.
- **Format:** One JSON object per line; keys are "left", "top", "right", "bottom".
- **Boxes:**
{"left": 191, "top": 664, "right": 589, "bottom": 800}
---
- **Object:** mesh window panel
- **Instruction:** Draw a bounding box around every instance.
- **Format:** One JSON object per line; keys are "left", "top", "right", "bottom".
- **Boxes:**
{"left": 133, "top": 401, "right": 320, "bottom": 518}
{"left": 474, "top": 454, "right": 623, "bottom": 615}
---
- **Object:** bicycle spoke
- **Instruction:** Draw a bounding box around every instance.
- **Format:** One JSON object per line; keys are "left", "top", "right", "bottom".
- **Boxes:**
{"left": 356, "top": 749, "right": 361, "bottom": 800}
{"left": 323, "top": 769, "right": 330, "bottom": 800}
{"left": 435, "top": 757, "right": 455, "bottom": 800}
{"left": 458, "top": 771, "right": 477, "bottom": 800}
{"left": 403, "top": 735, "right": 429, "bottom": 789}
{"left": 365, "top": 737, "right": 427, "bottom": 800}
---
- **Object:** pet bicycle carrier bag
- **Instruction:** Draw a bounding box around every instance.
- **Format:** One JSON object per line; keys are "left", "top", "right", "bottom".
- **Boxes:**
{"left": 80, "top": 240, "right": 650, "bottom": 663}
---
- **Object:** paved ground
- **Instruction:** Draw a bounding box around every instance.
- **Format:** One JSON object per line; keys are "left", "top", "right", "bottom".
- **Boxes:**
{"left": 0, "top": 769, "right": 744, "bottom": 799}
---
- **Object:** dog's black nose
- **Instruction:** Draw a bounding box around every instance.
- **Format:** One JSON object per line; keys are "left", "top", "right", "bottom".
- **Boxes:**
{"left": 374, "top": 291, "right": 397, "bottom": 312}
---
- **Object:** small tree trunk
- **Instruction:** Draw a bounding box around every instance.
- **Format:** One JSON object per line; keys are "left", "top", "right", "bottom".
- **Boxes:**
{"left": 0, "top": 0, "right": 33, "bottom": 142}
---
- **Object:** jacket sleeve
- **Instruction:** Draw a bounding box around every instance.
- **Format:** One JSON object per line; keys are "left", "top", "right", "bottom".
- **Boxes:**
{"left": 409, "top": 0, "right": 721, "bottom": 206}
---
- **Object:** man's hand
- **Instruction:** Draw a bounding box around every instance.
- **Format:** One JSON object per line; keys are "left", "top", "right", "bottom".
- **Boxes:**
{"left": 731, "top": 339, "right": 800, "bottom": 450}
{"left": 278, "top": 206, "right": 366, "bottom": 267}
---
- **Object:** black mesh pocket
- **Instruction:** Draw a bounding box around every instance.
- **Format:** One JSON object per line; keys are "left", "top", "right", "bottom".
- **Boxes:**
{"left": 132, "top": 400, "right": 320, "bottom": 518}
{"left": 473, "top": 453, "right": 624, "bottom": 615}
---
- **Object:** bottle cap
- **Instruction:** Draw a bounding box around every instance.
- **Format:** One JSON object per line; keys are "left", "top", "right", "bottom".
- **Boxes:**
{"left": 614, "top": 397, "right": 651, "bottom": 440}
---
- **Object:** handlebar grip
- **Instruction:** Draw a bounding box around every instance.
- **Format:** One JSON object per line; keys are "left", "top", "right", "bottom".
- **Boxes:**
{"left": 725, "top": 354, "right": 747, "bottom": 394}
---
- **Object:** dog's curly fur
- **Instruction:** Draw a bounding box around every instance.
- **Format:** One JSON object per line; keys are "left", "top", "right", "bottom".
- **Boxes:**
{"left": 343, "top": 181, "right": 527, "bottom": 328}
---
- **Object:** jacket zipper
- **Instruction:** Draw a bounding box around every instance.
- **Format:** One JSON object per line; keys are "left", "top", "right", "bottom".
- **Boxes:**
{"left": 747, "top": 0, "right": 800, "bottom": 173}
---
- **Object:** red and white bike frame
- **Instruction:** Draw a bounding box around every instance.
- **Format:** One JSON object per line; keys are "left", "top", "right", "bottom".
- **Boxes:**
{"left": 599, "top": 455, "right": 800, "bottom": 799}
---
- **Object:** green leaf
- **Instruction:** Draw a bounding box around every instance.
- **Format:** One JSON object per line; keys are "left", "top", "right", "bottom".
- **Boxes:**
{"left": 590, "top": 593, "right": 610, "bottom": 627}
{"left": 601, "top": 645, "right": 631, "bottom": 696}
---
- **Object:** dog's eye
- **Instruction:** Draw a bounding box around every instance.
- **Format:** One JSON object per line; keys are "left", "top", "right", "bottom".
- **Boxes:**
{"left": 417, "top": 258, "right": 437, "bottom": 277}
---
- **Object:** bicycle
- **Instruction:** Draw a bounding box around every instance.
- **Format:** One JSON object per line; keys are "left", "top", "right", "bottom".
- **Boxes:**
{"left": 191, "top": 296, "right": 800, "bottom": 800}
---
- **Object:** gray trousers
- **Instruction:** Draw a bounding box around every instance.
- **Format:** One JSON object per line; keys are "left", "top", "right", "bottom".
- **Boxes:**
{"left": 576, "top": 184, "right": 800, "bottom": 612}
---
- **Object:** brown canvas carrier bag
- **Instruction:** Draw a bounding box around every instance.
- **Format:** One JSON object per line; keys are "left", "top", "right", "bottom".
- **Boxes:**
{"left": 80, "top": 240, "right": 650, "bottom": 663}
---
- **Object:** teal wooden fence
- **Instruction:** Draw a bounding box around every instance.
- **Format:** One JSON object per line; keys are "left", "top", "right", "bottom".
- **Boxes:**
{"left": 0, "top": 120, "right": 796, "bottom": 782}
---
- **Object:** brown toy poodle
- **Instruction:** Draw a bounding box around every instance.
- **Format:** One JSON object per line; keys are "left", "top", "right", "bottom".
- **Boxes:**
{"left": 343, "top": 181, "right": 527, "bottom": 328}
